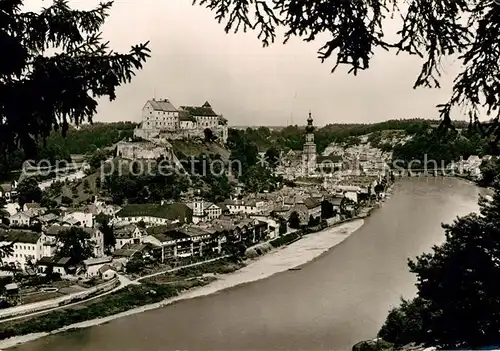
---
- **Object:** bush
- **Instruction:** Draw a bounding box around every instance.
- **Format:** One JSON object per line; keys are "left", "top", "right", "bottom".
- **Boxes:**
{"left": 279, "top": 220, "right": 287, "bottom": 235}
{"left": 270, "top": 232, "right": 301, "bottom": 247}
{"left": 288, "top": 211, "right": 301, "bottom": 229}
{"left": 378, "top": 297, "right": 426, "bottom": 347}
{"left": 61, "top": 196, "right": 72, "bottom": 206}
{"left": 308, "top": 215, "right": 320, "bottom": 227}
{"left": 352, "top": 339, "right": 393, "bottom": 351}
{"left": 125, "top": 257, "right": 144, "bottom": 274}
{"left": 0, "top": 276, "right": 12, "bottom": 290}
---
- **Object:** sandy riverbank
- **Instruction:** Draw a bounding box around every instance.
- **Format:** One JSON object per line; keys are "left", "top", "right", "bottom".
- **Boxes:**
{"left": 0, "top": 219, "right": 365, "bottom": 350}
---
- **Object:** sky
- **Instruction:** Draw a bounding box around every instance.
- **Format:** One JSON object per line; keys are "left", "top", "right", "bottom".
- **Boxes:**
{"left": 25, "top": 0, "right": 469, "bottom": 127}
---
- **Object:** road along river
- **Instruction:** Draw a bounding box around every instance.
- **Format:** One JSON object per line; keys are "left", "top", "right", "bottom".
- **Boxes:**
{"left": 9, "top": 177, "right": 486, "bottom": 351}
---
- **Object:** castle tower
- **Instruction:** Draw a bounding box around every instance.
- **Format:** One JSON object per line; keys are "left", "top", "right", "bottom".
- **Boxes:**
{"left": 302, "top": 111, "right": 317, "bottom": 175}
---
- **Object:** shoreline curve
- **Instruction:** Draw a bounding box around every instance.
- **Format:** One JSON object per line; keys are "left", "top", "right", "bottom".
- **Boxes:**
{"left": 0, "top": 219, "right": 365, "bottom": 350}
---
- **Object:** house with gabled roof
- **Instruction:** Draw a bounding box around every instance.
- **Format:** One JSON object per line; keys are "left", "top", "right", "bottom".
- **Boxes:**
{"left": 99, "top": 264, "right": 116, "bottom": 280}
{"left": 44, "top": 225, "right": 105, "bottom": 258}
{"left": 38, "top": 256, "right": 76, "bottom": 276}
{"left": 52, "top": 256, "right": 75, "bottom": 276}
{"left": 114, "top": 223, "right": 143, "bottom": 250}
{"left": 9, "top": 210, "right": 36, "bottom": 227}
{"left": 83, "top": 256, "right": 113, "bottom": 278}
{"left": 38, "top": 213, "right": 59, "bottom": 225}
{"left": 23, "top": 202, "right": 46, "bottom": 215}
{"left": 61, "top": 210, "right": 93, "bottom": 228}
{"left": 326, "top": 195, "right": 344, "bottom": 212}
{"left": 289, "top": 197, "right": 323, "bottom": 225}
{"left": 112, "top": 243, "right": 149, "bottom": 266}
{"left": 0, "top": 229, "right": 45, "bottom": 271}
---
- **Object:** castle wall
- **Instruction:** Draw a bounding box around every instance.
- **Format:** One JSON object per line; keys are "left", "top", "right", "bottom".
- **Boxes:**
{"left": 116, "top": 142, "right": 172, "bottom": 160}
{"left": 134, "top": 126, "right": 228, "bottom": 143}
{"left": 134, "top": 128, "right": 159, "bottom": 140}
{"left": 159, "top": 129, "right": 205, "bottom": 140}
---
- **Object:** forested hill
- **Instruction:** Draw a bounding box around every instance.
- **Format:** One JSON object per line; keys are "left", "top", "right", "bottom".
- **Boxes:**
{"left": 45, "top": 122, "right": 137, "bottom": 155}
{"left": 233, "top": 119, "right": 469, "bottom": 154}
{"left": 0, "top": 122, "right": 137, "bottom": 180}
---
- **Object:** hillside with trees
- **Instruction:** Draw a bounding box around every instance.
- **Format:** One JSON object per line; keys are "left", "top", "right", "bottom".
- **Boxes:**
{"left": 230, "top": 119, "right": 468, "bottom": 155}
{"left": 44, "top": 122, "right": 137, "bottom": 155}
{"left": 0, "top": 123, "right": 137, "bottom": 181}
{"left": 377, "top": 179, "right": 500, "bottom": 349}
{"left": 392, "top": 127, "right": 491, "bottom": 169}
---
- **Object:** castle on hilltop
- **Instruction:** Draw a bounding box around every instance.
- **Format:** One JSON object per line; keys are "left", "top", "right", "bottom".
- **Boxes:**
{"left": 134, "top": 98, "right": 228, "bottom": 143}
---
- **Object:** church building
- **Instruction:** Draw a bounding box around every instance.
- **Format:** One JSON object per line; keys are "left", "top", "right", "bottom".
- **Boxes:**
{"left": 275, "top": 112, "right": 320, "bottom": 179}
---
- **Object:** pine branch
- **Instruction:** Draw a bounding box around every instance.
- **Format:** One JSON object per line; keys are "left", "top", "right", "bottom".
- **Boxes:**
{"left": 194, "top": 0, "right": 500, "bottom": 142}
{"left": 0, "top": 1, "right": 150, "bottom": 158}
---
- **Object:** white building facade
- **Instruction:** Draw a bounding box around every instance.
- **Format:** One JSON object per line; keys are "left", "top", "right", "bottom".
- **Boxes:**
{"left": 134, "top": 99, "right": 228, "bottom": 143}
{"left": 0, "top": 230, "right": 45, "bottom": 271}
{"left": 191, "top": 200, "right": 222, "bottom": 223}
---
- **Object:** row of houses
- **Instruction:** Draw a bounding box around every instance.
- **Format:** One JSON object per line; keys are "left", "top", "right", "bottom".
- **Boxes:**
{"left": 141, "top": 216, "right": 269, "bottom": 262}
{"left": 6, "top": 199, "right": 122, "bottom": 228}
{"left": 0, "top": 203, "right": 271, "bottom": 275}
{"left": 0, "top": 225, "right": 104, "bottom": 272}
{"left": 0, "top": 173, "right": 375, "bottom": 277}
{"left": 0, "top": 199, "right": 118, "bottom": 276}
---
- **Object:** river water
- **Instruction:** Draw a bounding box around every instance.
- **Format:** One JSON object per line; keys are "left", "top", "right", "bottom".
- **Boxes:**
{"left": 12, "top": 178, "right": 486, "bottom": 351}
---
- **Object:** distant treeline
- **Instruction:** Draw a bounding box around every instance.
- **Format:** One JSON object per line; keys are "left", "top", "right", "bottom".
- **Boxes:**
{"left": 0, "top": 122, "right": 137, "bottom": 180}
{"left": 0, "top": 118, "right": 470, "bottom": 181}
{"left": 45, "top": 122, "right": 137, "bottom": 155}
{"left": 230, "top": 118, "right": 466, "bottom": 154}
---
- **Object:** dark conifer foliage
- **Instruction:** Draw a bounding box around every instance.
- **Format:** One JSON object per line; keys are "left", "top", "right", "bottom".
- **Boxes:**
{"left": 194, "top": 0, "right": 500, "bottom": 140}
{"left": 0, "top": 0, "right": 150, "bottom": 158}
{"left": 379, "top": 179, "right": 500, "bottom": 348}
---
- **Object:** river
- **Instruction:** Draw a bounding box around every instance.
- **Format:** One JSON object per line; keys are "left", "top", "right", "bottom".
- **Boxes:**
{"left": 11, "top": 178, "right": 486, "bottom": 351}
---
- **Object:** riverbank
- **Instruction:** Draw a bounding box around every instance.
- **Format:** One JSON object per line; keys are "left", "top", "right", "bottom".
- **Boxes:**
{"left": 0, "top": 219, "right": 365, "bottom": 350}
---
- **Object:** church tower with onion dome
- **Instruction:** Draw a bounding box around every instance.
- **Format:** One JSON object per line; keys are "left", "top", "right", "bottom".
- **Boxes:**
{"left": 302, "top": 111, "right": 317, "bottom": 175}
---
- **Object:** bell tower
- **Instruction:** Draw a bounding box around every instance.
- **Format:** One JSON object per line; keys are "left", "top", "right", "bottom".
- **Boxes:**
{"left": 302, "top": 111, "right": 317, "bottom": 175}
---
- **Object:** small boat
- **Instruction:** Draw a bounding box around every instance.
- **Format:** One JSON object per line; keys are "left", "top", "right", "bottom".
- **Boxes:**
{"left": 288, "top": 268, "right": 302, "bottom": 271}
